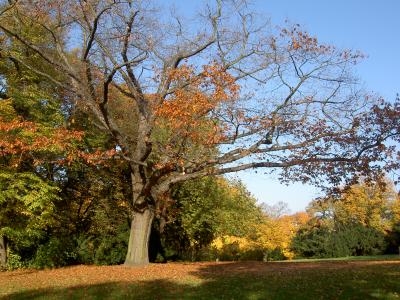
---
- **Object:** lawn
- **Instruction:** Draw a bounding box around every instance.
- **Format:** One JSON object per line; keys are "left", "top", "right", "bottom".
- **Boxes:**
{"left": 288, "top": 254, "right": 400, "bottom": 262}
{"left": 1, "top": 258, "right": 400, "bottom": 299}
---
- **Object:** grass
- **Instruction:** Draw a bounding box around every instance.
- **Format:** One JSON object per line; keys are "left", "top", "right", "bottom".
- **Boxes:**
{"left": 0, "top": 258, "right": 400, "bottom": 299}
{"left": 288, "top": 254, "right": 400, "bottom": 262}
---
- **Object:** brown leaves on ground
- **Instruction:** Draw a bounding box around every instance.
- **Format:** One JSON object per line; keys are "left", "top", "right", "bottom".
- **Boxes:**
{"left": 1, "top": 260, "right": 400, "bottom": 297}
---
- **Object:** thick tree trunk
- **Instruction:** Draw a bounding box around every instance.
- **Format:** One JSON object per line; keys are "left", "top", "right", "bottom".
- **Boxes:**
{"left": 0, "top": 235, "right": 7, "bottom": 267}
{"left": 124, "top": 208, "right": 154, "bottom": 266}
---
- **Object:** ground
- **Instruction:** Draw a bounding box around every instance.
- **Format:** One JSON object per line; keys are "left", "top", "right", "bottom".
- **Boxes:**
{"left": 1, "top": 258, "right": 400, "bottom": 299}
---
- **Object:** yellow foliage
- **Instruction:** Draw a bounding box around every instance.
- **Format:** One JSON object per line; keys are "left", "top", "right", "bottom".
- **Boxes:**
{"left": 211, "top": 212, "right": 309, "bottom": 261}
{"left": 212, "top": 236, "right": 258, "bottom": 252}
{"left": 334, "top": 180, "right": 397, "bottom": 232}
{"left": 390, "top": 195, "right": 400, "bottom": 225}
{"left": 255, "top": 212, "right": 309, "bottom": 259}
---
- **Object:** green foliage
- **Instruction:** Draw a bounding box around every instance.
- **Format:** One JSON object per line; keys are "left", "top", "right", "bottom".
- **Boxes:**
{"left": 5, "top": 250, "right": 25, "bottom": 271}
{"left": 75, "top": 233, "right": 129, "bottom": 266}
{"left": 0, "top": 171, "right": 59, "bottom": 255}
{"left": 292, "top": 180, "right": 398, "bottom": 259}
{"left": 292, "top": 223, "right": 387, "bottom": 258}
{"left": 31, "top": 237, "right": 77, "bottom": 269}
{"left": 176, "top": 177, "right": 261, "bottom": 235}
{"left": 0, "top": 9, "right": 132, "bottom": 268}
{"left": 161, "top": 177, "right": 263, "bottom": 261}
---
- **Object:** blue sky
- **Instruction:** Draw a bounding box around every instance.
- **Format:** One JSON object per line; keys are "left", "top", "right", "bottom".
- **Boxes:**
{"left": 167, "top": 0, "right": 400, "bottom": 212}
{"left": 238, "top": 0, "right": 400, "bottom": 212}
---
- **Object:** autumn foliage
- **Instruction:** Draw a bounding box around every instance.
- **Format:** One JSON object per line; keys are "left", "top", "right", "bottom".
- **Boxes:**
{"left": 0, "top": 0, "right": 399, "bottom": 266}
{"left": 212, "top": 211, "right": 309, "bottom": 261}
{"left": 0, "top": 100, "right": 119, "bottom": 166}
{"left": 154, "top": 64, "right": 238, "bottom": 147}
{"left": 0, "top": 100, "right": 82, "bottom": 164}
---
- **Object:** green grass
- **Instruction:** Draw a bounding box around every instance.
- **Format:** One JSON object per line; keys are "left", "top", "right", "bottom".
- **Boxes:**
{"left": 1, "top": 258, "right": 400, "bottom": 299}
{"left": 288, "top": 254, "right": 400, "bottom": 263}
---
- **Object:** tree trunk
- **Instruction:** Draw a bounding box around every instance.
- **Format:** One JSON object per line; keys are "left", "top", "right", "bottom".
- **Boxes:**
{"left": 124, "top": 208, "right": 154, "bottom": 266}
{"left": 0, "top": 235, "right": 7, "bottom": 267}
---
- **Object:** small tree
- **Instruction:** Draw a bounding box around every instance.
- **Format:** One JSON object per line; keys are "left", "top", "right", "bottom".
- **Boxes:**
{"left": 0, "top": 1, "right": 399, "bottom": 265}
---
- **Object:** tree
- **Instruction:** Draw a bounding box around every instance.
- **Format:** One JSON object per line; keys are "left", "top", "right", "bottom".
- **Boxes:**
{"left": 0, "top": 96, "right": 83, "bottom": 267}
{"left": 256, "top": 211, "right": 309, "bottom": 260}
{"left": 307, "top": 179, "right": 397, "bottom": 233}
{"left": 292, "top": 223, "right": 387, "bottom": 258}
{"left": 334, "top": 180, "right": 396, "bottom": 232}
{"left": 0, "top": 23, "right": 89, "bottom": 267}
{"left": 210, "top": 208, "right": 309, "bottom": 261}
{"left": 0, "top": 1, "right": 399, "bottom": 265}
{"left": 0, "top": 171, "right": 60, "bottom": 267}
{"left": 292, "top": 179, "right": 398, "bottom": 258}
{"left": 161, "top": 176, "right": 262, "bottom": 261}
{"left": 388, "top": 193, "right": 400, "bottom": 252}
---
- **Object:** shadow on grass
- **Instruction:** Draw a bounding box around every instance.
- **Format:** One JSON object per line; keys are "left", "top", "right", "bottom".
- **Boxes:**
{"left": 3, "top": 262, "right": 400, "bottom": 300}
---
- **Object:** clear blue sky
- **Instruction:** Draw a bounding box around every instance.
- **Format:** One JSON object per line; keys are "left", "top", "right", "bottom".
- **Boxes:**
{"left": 167, "top": 0, "right": 400, "bottom": 212}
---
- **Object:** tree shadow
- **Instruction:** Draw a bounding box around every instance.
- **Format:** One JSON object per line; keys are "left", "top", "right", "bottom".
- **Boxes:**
{"left": 3, "top": 261, "right": 400, "bottom": 300}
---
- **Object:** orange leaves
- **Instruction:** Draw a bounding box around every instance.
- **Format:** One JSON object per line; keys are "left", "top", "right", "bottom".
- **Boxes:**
{"left": 167, "top": 64, "right": 195, "bottom": 82}
{"left": 76, "top": 148, "right": 118, "bottom": 165}
{"left": 281, "top": 26, "right": 329, "bottom": 54}
{"left": 0, "top": 114, "right": 84, "bottom": 165}
{"left": 0, "top": 118, "right": 35, "bottom": 132}
{"left": 202, "top": 64, "right": 239, "bottom": 100}
{"left": 0, "top": 114, "right": 118, "bottom": 167}
{"left": 280, "top": 24, "right": 365, "bottom": 64}
{"left": 0, "top": 97, "right": 119, "bottom": 167}
{"left": 154, "top": 63, "right": 238, "bottom": 147}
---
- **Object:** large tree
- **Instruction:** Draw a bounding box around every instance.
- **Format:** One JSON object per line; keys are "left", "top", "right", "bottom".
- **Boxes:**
{"left": 0, "top": 0, "right": 399, "bottom": 265}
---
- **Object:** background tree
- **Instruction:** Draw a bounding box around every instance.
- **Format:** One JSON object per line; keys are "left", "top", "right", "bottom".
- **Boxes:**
{"left": 159, "top": 176, "right": 262, "bottom": 261}
{"left": 388, "top": 193, "right": 400, "bottom": 253}
{"left": 292, "top": 179, "right": 398, "bottom": 258}
{"left": 0, "top": 81, "right": 82, "bottom": 267}
{"left": 0, "top": 0, "right": 399, "bottom": 265}
{"left": 0, "top": 19, "right": 113, "bottom": 267}
{"left": 257, "top": 210, "right": 309, "bottom": 260}
{"left": 211, "top": 207, "right": 309, "bottom": 261}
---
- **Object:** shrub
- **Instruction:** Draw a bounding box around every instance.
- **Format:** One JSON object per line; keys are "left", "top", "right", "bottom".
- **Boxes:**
{"left": 6, "top": 251, "right": 25, "bottom": 270}
{"left": 31, "top": 237, "right": 78, "bottom": 269}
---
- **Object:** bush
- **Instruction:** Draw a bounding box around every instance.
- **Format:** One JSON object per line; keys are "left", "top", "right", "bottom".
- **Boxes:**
{"left": 76, "top": 236, "right": 96, "bottom": 264}
{"left": 262, "top": 248, "right": 286, "bottom": 261}
{"left": 31, "top": 237, "right": 78, "bottom": 269}
{"left": 93, "top": 239, "right": 126, "bottom": 265}
{"left": 93, "top": 230, "right": 129, "bottom": 265}
{"left": 240, "top": 248, "right": 265, "bottom": 261}
{"left": 6, "top": 251, "right": 25, "bottom": 270}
